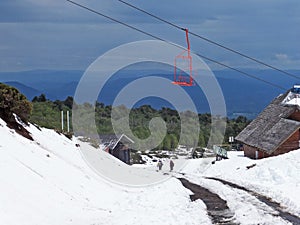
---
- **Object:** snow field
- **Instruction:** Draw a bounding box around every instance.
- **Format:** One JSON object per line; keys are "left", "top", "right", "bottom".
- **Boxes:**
{"left": 182, "top": 150, "right": 300, "bottom": 219}
{"left": 0, "top": 119, "right": 210, "bottom": 225}
{"left": 1, "top": 117, "right": 299, "bottom": 225}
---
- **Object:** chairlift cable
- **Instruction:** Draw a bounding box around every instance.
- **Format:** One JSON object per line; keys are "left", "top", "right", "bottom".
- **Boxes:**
{"left": 66, "top": 0, "right": 286, "bottom": 91}
{"left": 66, "top": 0, "right": 165, "bottom": 42}
{"left": 117, "top": 0, "right": 300, "bottom": 80}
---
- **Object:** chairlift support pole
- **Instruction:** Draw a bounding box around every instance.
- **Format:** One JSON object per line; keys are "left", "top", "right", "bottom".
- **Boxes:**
{"left": 185, "top": 28, "right": 191, "bottom": 56}
{"left": 185, "top": 29, "right": 193, "bottom": 85}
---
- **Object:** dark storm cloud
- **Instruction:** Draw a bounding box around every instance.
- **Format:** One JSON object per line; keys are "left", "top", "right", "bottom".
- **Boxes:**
{"left": 0, "top": 0, "right": 299, "bottom": 71}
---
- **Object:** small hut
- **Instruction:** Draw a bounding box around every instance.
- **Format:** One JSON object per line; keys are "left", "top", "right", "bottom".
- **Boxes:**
{"left": 100, "top": 134, "right": 134, "bottom": 164}
{"left": 236, "top": 85, "right": 300, "bottom": 159}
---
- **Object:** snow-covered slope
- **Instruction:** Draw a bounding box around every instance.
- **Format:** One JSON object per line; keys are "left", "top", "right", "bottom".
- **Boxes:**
{"left": 182, "top": 150, "right": 300, "bottom": 217}
{"left": 1, "top": 117, "right": 299, "bottom": 225}
{"left": 0, "top": 118, "right": 210, "bottom": 225}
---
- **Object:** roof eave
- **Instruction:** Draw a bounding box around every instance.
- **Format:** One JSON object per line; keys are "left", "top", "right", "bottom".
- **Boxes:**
{"left": 112, "top": 133, "right": 134, "bottom": 149}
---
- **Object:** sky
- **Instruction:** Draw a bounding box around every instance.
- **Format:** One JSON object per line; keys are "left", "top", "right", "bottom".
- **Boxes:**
{"left": 0, "top": 0, "right": 300, "bottom": 72}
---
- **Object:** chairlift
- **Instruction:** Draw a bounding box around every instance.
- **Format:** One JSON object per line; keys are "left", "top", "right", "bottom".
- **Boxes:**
{"left": 172, "top": 28, "right": 194, "bottom": 86}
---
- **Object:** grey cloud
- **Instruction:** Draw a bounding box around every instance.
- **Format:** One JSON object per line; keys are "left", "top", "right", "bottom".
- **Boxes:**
{"left": 0, "top": 0, "right": 299, "bottom": 71}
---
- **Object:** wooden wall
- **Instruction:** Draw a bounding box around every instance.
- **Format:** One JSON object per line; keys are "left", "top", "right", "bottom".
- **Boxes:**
{"left": 288, "top": 110, "right": 300, "bottom": 121}
{"left": 273, "top": 130, "right": 300, "bottom": 156}
{"left": 243, "top": 145, "right": 266, "bottom": 159}
{"left": 243, "top": 129, "right": 300, "bottom": 159}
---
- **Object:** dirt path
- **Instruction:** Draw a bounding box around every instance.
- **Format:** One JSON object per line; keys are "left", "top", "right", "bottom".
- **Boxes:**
{"left": 206, "top": 177, "right": 300, "bottom": 225}
{"left": 178, "top": 178, "right": 238, "bottom": 224}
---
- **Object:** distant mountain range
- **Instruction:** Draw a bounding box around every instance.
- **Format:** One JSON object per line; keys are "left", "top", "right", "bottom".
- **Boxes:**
{"left": 0, "top": 70, "right": 82, "bottom": 100}
{"left": 1, "top": 68, "right": 299, "bottom": 119}
{"left": 3, "top": 81, "right": 41, "bottom": 101}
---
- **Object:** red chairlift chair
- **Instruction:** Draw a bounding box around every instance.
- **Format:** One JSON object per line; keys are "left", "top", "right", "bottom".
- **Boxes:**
{"left": 172, "top": 28, "right": 194, "bottom": 86}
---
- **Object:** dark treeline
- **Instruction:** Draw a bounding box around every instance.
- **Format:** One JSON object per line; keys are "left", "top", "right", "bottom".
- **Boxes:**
{"left": 30, "top": 94, "right": 250, "bottom": 150}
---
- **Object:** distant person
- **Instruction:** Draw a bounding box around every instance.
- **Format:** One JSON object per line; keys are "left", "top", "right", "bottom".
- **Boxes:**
{"left": 169, "top": 159, "right": 174, "bottom": 171}
{"left": 157, "top": 160, "right": 163, "bottom": 171}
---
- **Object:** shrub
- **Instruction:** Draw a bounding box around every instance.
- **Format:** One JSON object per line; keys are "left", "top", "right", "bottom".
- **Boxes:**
{"left": 0, "top": 83, "right": 32, "bottom": 123}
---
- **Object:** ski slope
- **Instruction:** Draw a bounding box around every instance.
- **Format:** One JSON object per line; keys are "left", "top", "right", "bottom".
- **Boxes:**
{"left": 0, "top": 118, "right": 210, "bottom": 225}
{"left": 0, "top": 117, "right": 299, "bottom": 225}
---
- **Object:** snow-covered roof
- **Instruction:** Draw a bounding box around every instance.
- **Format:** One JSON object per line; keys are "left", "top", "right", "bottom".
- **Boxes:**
{"left": 99, "top": 133, "right": 134, "bottom": 150}
{"left": 111, "top": 134, "right": 134, "bottom": 150}
{"left": 281, "top": 90, "right": 300, "bottom": 106}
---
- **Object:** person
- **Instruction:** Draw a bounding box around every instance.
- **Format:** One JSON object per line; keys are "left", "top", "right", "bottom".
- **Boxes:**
{"left": 157, "top": 160, "right": 163, "bottom": 171}
{"left": 169, "top": 159, "right": 174, "bottom": 171}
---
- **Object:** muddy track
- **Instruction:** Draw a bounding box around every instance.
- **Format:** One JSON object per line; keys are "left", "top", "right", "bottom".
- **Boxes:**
{"left": 178, "top": 178, "right": 238, "bottom": 225}
{"left": 206, "top": 177, "right": 300, "bottom": 225}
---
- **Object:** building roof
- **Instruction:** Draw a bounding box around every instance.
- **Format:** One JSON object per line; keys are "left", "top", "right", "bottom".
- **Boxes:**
{"left": 99, "top": 133, "right": 134, "bottom": 150}
{"left": 235, "top": 90, "right": 300, "bottom": 153}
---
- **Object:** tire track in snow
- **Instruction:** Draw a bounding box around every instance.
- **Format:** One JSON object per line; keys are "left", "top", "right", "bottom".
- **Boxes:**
{"left": 178, "top": 178, "right": 238, "bottom": 224}
{"left": 206, "top": 177, "right": 300, "bottom": 225}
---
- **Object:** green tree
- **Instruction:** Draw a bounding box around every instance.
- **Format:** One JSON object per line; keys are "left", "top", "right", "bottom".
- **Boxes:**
{"left": 32, "top": 94, "right": 47, "bottom": 102}
{"left": 63, "top": 96, "right": 74, "bottom": 109}
{"left": 170, "top": 134, "right": 178, "bottom": 149}
{"left": 0, "top": 83, "right": 32, "bottom": 123}
{"left": 163, "top": 135, "right": 171, "bottom": 150}
{"left": 198, "top": 133, "right": 206, "bottom": 147}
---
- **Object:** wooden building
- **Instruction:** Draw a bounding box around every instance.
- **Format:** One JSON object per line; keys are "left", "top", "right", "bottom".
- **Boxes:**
{"left": 100, "top": 134, "right": 134, "bottom": 164}
{"left": 236, "top": 86, "right": 300, "bottom": 159}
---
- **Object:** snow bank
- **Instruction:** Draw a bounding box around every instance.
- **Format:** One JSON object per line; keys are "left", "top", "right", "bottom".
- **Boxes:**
{"left": 0, "top": 119, "right": 210, "bottom": 225}
{"left": 2, "top": 116, "right": 298, "bottom": 225}
{"left": 182, "top": 150, "right": 300, "bottom": 217}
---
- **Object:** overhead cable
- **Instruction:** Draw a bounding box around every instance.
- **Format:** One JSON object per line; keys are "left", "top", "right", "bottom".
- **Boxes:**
{"left": 66, "top": 0, "right": 286, "bottom": 90}
{"left": 117, "top": 0, "right": 300, "bottom": 80}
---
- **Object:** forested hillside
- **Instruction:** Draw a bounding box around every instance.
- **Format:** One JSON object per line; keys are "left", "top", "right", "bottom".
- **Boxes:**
{"left": 30, "top": 94, "right": 250, "bottom": 150}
